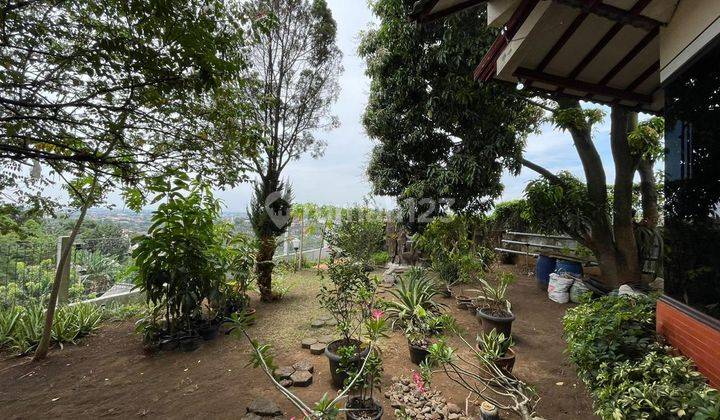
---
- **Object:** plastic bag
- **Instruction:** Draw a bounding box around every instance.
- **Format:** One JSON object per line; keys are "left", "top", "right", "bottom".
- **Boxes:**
{"left": 569, "top": 279, "right": 591, "bottom": 303}
{"left": 548, "top": 273, "right": 574, "bottom": 304}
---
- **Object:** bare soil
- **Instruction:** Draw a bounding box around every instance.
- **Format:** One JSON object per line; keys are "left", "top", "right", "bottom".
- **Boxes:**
{"left": 0, "top": 265, "right": 595, "bottom": 419}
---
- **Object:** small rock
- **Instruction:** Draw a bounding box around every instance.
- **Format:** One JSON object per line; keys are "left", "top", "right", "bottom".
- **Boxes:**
{"left": 279, "top": 379, "right": 293, "bottom": 388}
{"left": 273, "top": 366, "right": 294, "bottom": 380}
{"left": 301, "top": 338, "right": 318, "bottom": 349}
{"left": 325, "top": 319, "right": 338, "bottom": 326}
{"left": 310, "top": 320, "right": 325, "bottom": 328}
{"left": 447, "top": 403, "right": 461, "bottom": 414}
{"left": 309, "top": 343, "right": 326, "bottom": 355}
{"left": 448, "top": 414, "right": 460, "bottom": 420}
{"left": 290, "top": 370, "right": 313, "bottom": 387}
{"left": 318, "top": 335, "right": 335, "bottom": 344}
{"left": 292, "top": 360, "right": 314, "bottom": 373}
{"left": 247, "top": 398, "right": 283, "bottom": 417}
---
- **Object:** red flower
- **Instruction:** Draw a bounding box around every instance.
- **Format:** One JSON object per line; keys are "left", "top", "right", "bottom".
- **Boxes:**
{"left": 412, "top": 370, "right": 426, "bottom": 393}
{"left": 371, "top": 309, "right": 384, "bottom": 321}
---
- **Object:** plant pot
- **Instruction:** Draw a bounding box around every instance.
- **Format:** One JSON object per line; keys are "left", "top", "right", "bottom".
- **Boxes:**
{"left": 477, "top": 344, "right": 516, "bottom": 375}
{"left": 456, "top": 295, "right": 471, "bottom": 310}
{"left": 245, "top": 307, "right": 257, "bottom": 325}
{"left": 345, "top": 397, "right": 383, "bottom": 420}
{"left": 199, "top": 323, "right": 219, "bottom": 341}
{"left": 178, "top": 335, "right": 202, "bottom": 352}
{"left": 158, "top": 335, "right": 178, "bottom": 352}
{"left": 476, "top": 308, "right": 515, "bottom": 338}
{"left": 325, "top": 339, "right": 370, "bottom": 389}
{"left": 408, "top": 342, "right": 430, "bottom": 365}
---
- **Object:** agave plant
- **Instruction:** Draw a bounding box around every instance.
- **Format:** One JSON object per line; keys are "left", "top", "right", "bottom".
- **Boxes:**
{"left": 477, "top": 329, "right": 514, "bottom": 360}
{"left": 384, "top": 268, "right": 446, "bottom": 328}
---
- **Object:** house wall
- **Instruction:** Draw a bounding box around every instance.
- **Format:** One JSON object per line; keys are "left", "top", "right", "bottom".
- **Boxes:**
{"left": 660, "top": 0, "right": 720, "bottom": 82}
{"left": 657, "top": 297, "right": 720, "bottom": 388}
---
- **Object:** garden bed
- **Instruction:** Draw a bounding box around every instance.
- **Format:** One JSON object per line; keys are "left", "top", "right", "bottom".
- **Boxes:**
{"left": 0, "top": 266, "right": 595, "bottom": 419}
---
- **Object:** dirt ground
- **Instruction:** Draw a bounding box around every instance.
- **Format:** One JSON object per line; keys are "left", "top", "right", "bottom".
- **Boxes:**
{"left": 0, "top": 264, "right": 595, "bottom": 419}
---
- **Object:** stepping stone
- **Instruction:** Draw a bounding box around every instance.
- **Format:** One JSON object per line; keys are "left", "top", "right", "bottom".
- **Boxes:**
{"left": 319, "top": 314, "right": 333, "bottom": 321}
{"left": 290, "top": 370, "right": 313, "bottom": 387}
{"left": 247, "top": 398, "right": 283, "bottom": 417}
{"left": 310, "top": 319, "right": 325, "bottom": 328}
{"left": 318, "top": 335, "right": 335, "bottom": 344}
{"left": 310, "top": 342, "right": 326, "bottom": 355}
{"left": 273, "top": 366, "right": 294, "bottom": 380}
{"left": 301, "top": 338, "right": 318, "bottom": 349}
{"left": 279, "top": 379, "right": 293, "bottom": 388}
{"left": 293, "top": 360, "right": 314, "bottom": 373}
{"left": 325, "top": 319, "right": 337, "bottom": 326}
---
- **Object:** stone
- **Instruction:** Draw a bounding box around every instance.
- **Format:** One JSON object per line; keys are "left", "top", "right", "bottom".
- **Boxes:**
{"left": 301, "top": 338, "right": 318, "bottom": 349}
{"left": 448, "top": 414, "right": 460, "bottom": 420}
{"left": 310, "top": 319, "right": 325, "bottom": 328}
{"left": 309, "top": 342, "right": 326, "bottom": 355}
{"left": 318, "top": 334, "right": 334, "bottom": 344}
{"left": 290, "top": 370, "right": 313, "bottom": 387}
{"left": 279, "top": 379, "right": 293, "bottom": 388}
{"left": 292, "top": 360, "right": 314, "bottom": 373}
{"left": 447, "top": 403, "right": 462, "bottom": 414}
{"left": 324, "top": 319, "right": 338, "bottom": 326}
{"left": 247, "top": 398, "right": 283, "bottom": 417}
{"left": 273, "top": 366, "right": 294, "bottom": 380}
{"left": 319, "top": 314, "right": 333, "bottom": 321}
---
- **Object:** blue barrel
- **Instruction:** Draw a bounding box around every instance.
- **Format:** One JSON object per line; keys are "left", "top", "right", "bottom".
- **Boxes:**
{"left": 536, "top": 255, "right": 557, "bottom": 290}
{"left": 555, "top": 259, "right": 583, "bottom": 277}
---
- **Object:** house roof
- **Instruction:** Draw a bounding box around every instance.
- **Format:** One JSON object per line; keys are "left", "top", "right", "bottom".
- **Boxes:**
{"left": 412, "top": 0, "right": 681, "bottom": 112}
{"left": 409, "top": 0, "right": 486, "bottom": 22}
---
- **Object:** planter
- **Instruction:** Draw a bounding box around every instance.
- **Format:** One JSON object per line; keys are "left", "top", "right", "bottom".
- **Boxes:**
{"left": 456, "top": 295, "right": 472, "bottom": 310}
{"left": 325, "top": 339, "right": 370, "bottom": 389}
{"left": 477, "top": 344, "right": 516, "bottom": 374}
{"left": 158, "top": 335, "right": 178, "bottom": 352}
{"left": 245, "top": 307, "right": 257, "bottom": 325}
{"left": 408, "top": 342, "right": 430, "bottom": 365}
{"left": 199, "top": 323, "right": 220, "bottom": 341}
{"left": 476, "top": 308, "right": 515, "bottom": 338}
{"left": 345, "top": 397, "right": 383, "bottom": 420}
{"left": 178, "top": 335, "right": 202, "bottom": 352}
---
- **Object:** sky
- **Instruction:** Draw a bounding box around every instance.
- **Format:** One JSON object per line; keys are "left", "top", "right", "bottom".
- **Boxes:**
{"left": 47, "top": 1, "right": 626, "bottom": 213}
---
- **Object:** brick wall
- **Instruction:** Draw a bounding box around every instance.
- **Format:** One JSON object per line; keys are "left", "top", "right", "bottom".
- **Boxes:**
{"left": 656, "top": 296, "right": 720, "bottom": 387}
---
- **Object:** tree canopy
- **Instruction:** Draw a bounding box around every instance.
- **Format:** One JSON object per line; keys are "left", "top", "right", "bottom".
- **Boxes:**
{"left": 359, "top": 0, "right": 542, "bottom": 215}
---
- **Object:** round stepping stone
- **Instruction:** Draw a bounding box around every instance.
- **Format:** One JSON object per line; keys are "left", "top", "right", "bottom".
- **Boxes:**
{"left": 310, "top": 319, "right": 325, "bottom": 328}
{"left": 301, "top": 338, "right": 318, "bottom": 349}
{"left": 279, "top": 379, "right": 293, "bottom": 388}
{"left": 309, "top": 342, "right": 326, "bottom": 355}
{"left": 318, "top": 335, "right": 335, "bottom": 344}
{"left": 325, "top": 319, "right": 337, "bottom": 326}
{"left": 273, "top": 366, "right": 294, "bottom": 380}
{"left": 293, "top": 360, "right": 314, "bottom": 373}
{"left": 290, "top": 370, "right": 313, "bottom": 387}
{"left": 247, "top": 398, "right": 283, "bottom": 417}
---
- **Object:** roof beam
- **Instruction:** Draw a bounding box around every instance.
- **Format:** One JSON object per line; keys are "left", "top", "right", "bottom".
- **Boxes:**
{"left": 536, "top": 10, "right": 590, "bottom": 72}
{"left": 552, "top": 0, "right": 662, "bottom": 31}
{"left": 514, "top": 67, "right": 653, "bottom": 104}
{"left": 598, "top": 27, "right": 658, "bottom": 86}
{"left": 410, "top": 0, "right": 485, "bottom": 23}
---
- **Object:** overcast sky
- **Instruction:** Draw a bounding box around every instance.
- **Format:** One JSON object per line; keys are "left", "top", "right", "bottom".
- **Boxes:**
{"left": 64, "top": 1, "right": 628, "bottom": 213}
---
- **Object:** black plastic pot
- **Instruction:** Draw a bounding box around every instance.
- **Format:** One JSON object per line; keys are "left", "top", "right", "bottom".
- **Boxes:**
{"left": 476, "top": 308, "right": 515, "bottom": 338}
{"left": 345, "top": 397, "right": 383, "bottom": 420}
{"left": 325, "top": 339, "right": 369, "bottom": 389}
{"left": 199, "top": 323, "right": 219, "bottom": 341}
{"left": 408, "top": 342, "right": 430, "bottom": 365}
{"left": 178, "top": 335, "right": 202, "bottom": 352}
{"left": 158, "top": 335, "right": 178, "bottom": 352}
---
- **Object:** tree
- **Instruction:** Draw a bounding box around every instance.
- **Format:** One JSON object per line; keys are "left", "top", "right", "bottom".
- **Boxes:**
{"left": 362, "top": 0, "right": 664, "bottom": 288}
{"left": 0, "top": 0, "right": 266, "bottom": 360}
{"left": 359, "top": 0, "right": 542, "bottom": 217}
{"left": 242, "top": 0, "right": 342, "bottom": 301}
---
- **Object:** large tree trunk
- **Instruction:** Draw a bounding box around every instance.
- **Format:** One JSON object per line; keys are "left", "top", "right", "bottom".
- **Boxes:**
{"left": 638, "top": 157, "right": 659, "bottom": 227}
{"left": 33, "top": 179, "right": 96, "bottom": 361}
{"left": 256, "top": 235, "right": 277, "bottom": 302}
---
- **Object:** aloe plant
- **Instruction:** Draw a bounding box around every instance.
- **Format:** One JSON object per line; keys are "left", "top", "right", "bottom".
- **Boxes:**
{"left": 384, "top": 268, "right": 446, "bottom": 328}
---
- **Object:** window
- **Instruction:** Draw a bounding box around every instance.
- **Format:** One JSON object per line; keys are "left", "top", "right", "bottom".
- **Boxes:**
{"left": 664, "top": 40, "right": 720, "bottom": 319}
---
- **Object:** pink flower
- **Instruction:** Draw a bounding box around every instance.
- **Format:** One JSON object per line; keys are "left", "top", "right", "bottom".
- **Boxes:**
{"left": 412, "top": 370, "right": 426, "bottom": 394}
{"left": 371, "top": 309, "right": 384, "bottom": 321}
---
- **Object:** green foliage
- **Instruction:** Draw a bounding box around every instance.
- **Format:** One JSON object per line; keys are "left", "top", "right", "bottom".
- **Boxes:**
{"left": 490, "top": 200, "right": 532, "bottom": 232}
{"left": 383, "top": 268, "right": 446, "bottom": 329}
{"left": 360, "top": 0, "right": 542, "bottom": 213}
{"left": 471, "top": 272, "right": 515, "bottom": 316}
{"left": 132, "top": 175, "right": 226, "bottom": 336}
{"left": 370, "top": 251, "right": 390, "bottom": 267}
{"left": 524, "top": 172, "right": 595, "bottom": 239}
{"left": 0, "top": 303, "right": 101, "bottom": 355}
{"left": 552, "top": 108, "right": 605, "bottom": 132}
{"left": 628, "top": 117, "right": 665, "bottom": 161}
{"left": 318, "top": 259, "right": 377, "bottom": 343}
{"left": 563, "top": 295, "right": 720, "bottom": 419}
{"left": 477, "top": 329, "right": 514, "bottom": 360}
{"left": 326, "top": 207, "right": 386, "bottom": 265}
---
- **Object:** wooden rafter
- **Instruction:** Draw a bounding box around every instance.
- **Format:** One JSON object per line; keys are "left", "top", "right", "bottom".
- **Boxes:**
{"left": 552, "top": 0, "right": 663, "bottom": 30}
{"left": 625, "top": 60, "right": 659, "bottom": 92}
{"left": 536, "top": 10, "right": 590, "bottom": 72}
{"left": 514, "top": 67, "right": 653, "bottom": 104}
{"left": 410, "top": 0, "right": 485, "bottom": 23}
{"left": 598, "top": 27, "right": 659, "bottom": 86}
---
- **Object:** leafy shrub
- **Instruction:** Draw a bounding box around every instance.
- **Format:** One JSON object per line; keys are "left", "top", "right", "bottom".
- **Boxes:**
{"left": 326, "top": 207, "right": 385, "bottom": 265}
{"left": 564, "top": 295, "right": 720, "bottom": 419}
{"left": 383, "top": 267, "right": 445, "bottom": 328}
{"left": 370, "top": 251, "right": 389, "bottom": 266}
{"left": 490, "top": 199, "right": 532, "bottom": 232}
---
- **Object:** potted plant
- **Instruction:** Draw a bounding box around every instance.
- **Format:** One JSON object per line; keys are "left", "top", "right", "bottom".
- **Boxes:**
{"left": 405, "top": 313, "right": 453, "bottom": 365}
{"left": 319, "top": 258, "right": 377, "bottom": 389}
{"left": 342, "top": 310, "right": 388, "bottom": 420}
{"left": 473, "top": 272, "right": 516, "bottom": 337}
{"left": 477, "top": 329, "right": 516, "bottom": 374}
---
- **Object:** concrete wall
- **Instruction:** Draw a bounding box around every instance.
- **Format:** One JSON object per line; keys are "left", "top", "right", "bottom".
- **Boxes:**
{"left": 660, "top": 0, "right": 720, "bottom": 82}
